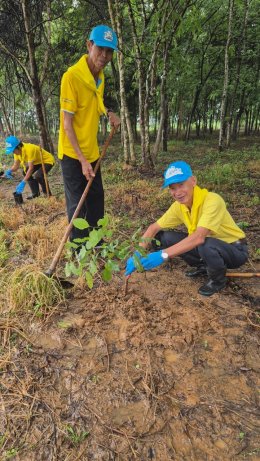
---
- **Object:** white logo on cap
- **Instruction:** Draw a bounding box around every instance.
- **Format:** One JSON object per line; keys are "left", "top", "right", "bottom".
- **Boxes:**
{"left": 6, "top": 142, "right": 12, "bottom": 148}
{"left": 104, "top": 31, "right": 113, "bottom": 42}
{"left": 165, "top": 166, "right": 183, "bottom": 179}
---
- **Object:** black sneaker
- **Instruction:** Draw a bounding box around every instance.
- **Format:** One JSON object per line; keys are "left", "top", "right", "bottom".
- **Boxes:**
{"left": 185, "top": 266, "right": 207, "bottom": 277}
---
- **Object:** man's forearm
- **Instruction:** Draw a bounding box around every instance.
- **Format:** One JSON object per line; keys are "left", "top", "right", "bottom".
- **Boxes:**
{"left": 140, "top": 223, "right": 162, "bottom": 248}
{"left": 165, "top": 228, "right": 209, "bottom": 258}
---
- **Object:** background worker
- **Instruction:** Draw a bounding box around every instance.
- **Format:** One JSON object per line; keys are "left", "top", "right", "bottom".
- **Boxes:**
{"left": 4, "top": 135, "right": 55, "bottom": 199}
{"left": 126, "top": 161, "right": 249, "bottom": 296}
{"left": 58, "top": 24, "right": 120, "bottom": 242}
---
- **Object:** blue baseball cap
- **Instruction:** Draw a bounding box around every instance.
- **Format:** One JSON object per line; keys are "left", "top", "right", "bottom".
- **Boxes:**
{"left": 162, "top": 161, "right": 193, "bottom": 188}
{"left": 5, "top": 135, "right": 21, "bottom": 154}
{"left": 89, "top": 25, "right": 118, "bottom": 51}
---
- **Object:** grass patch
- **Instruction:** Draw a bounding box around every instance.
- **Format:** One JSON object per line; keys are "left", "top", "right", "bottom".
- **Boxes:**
{"left": 7, "top": 265, "right": 65, "bottom": 313}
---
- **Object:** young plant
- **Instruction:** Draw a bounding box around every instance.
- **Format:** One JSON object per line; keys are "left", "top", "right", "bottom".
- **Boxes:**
{"left": 66, "top": 425, "right": 89, "bottom": 446}
{"left": 65, "top": 215, "right": 148, "bottom": 288}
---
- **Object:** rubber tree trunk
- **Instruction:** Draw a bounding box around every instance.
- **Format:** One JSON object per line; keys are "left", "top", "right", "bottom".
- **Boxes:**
{"left": 108, "top": 0, "right": 136, "bottom": 166}
{"left": 218, "top": 0, "right": 234, "bottom": 152}
{"left": 21, "top": 0, "right": 53, "bottom": 153}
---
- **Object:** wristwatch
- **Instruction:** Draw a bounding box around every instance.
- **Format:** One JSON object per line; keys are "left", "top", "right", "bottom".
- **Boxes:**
{"left": 161, "top": 252, "right": 169, "bottom": 261}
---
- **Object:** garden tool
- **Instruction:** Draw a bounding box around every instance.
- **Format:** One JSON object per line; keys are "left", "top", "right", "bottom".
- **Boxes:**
{"left": 45, "top": 127, "right": 116, "bottom": 286}
{"left": 39, "top": 146, "right": 50, "bottom": 197}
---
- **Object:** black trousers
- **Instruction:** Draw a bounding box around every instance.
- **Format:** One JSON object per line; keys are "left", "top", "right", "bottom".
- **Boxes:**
{"left": 60, "top": 155, "right": 104, "bottom": 241}
{"left": 153, "top": 230, "right": 249, "bottom": 271}
{"left": 24, "top": 163, "right": 53, "bottom": 195}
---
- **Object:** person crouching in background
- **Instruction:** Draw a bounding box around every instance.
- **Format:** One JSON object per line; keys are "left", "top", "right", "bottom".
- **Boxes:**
{"left": 4, "top": 135, "right": 55, "bottom": 199}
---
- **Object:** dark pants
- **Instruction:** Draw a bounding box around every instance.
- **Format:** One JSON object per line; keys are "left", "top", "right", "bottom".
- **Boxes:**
{"left": 153, "top": 230, "right": 249, "bottom": 271}
{"left": 60, "top": 155, "right": 104, "bottom": 241}
{"left": 24, "top": 163, "right": 53, "bottom": 195}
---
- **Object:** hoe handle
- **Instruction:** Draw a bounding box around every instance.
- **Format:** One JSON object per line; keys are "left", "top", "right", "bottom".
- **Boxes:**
{"left": 46, "top": 127, "right": 116, "bottom": 276}
{"left": 226, "top": 272, "right": 260, "bottom": 278}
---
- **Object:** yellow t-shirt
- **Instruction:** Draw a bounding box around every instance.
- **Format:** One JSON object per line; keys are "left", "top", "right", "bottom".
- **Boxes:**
{"left": 157, "top": 186, "right": 245, "bottom": 243}
{"left": 14, "top": 143, "right": 54, "bottom": 171}
{"left": 58, "top": 54, "right": 106, "bottom": 162}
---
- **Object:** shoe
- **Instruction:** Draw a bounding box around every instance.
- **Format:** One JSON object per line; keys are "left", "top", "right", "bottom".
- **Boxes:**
{"left": 198, "top": 279, "right": 227, "bottom": 296}
{"left": 185, "top": 266, "right": 207, "bottom": 277}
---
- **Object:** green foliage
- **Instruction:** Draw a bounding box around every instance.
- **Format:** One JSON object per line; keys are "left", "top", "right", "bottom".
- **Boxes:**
{"left": 237, "top": 221, "right": 249, "bottom": 230}
{"left": 66, "top": 425, "right": 89, "bottom": 446}
{"left": 65, "top": 215, "right": 146, "bottom": 288}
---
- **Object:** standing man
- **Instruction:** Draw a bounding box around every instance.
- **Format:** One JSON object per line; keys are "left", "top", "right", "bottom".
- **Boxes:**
{"left": 4, "top": 136, "right": 54, "bottom": 199}
{"left": 58, "top": 24, "right": 120, "bottom": 242}
{"left": 125, "top": 161, "right": 249, "bottom": 296}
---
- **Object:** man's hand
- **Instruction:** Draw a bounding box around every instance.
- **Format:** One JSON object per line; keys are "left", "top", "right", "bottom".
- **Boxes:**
{"left": 16, "top": 180, "right": 26, "bottom": 194}
{"left": 139, "top": 251, "right": 165, "bottom": 271}
{"left": 4, "top": 169, "right": 13, "bottom": 179}
{"left": 108, "top": 111, "right": 121, "bottom": 129}
{"left": 80, "top": 158, "right": 95, "bottom": 181}
{"left": 125, "top": 251, "right": 142, "bottom": 276}
{"left": 125, "top": 250, "right": 166, "bottom": 276}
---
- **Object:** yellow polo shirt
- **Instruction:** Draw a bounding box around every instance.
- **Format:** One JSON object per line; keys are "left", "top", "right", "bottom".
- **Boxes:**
{"left": 14, "top": 143, "right": 54, "bottom": 171}
{"left": 157, "top": 186, "right": 245, "bottom": 243}
{"left": 58, "top": 54, "right": 106, "bottom": 162}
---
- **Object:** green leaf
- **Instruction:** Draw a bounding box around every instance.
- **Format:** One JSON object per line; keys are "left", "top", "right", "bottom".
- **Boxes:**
{"left": 85, "top": 271, "right": 93, "bottom": 289}
{"left": 68, "top": 262, "right": 82, "bottom": 276}
{"left": 97, "top": 215, "right": 109, "bottom": 227}
{"left": 89, "top": 260, "right": 98, "bottom": 275}
{"left": 65, "top": 241, "right": 79, "bottom": 249}
{"left": 73, "top": 218, "right": 89, "bottom": 230}
{"left": 86, "top": 229, "right": 101, "bottom": 249}
{"left": 65, "top": 262, "right": 72, "bottom": 277}
{"left": 102, "top": 266, "right": 112, "bottom": 282}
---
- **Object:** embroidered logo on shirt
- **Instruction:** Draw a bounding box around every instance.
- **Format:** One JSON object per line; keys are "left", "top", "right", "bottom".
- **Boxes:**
{"left": 165, "top": 166, "right": 183, "bottom": 179}
{"left": 104, "top": 31, "right": 113, "bottom": 42}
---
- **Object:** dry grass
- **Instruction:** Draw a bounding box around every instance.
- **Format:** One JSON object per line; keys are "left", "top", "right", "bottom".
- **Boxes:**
{"left": 0, "top": 205, "right": 25, "bottom": 230}
{"left": 7, "top": 264, "right": 65, "bottom": 314}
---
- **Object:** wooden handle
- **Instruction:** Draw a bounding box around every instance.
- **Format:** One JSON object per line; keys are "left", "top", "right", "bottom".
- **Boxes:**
{"left": 39, "top": 146, "right": 50, "bottom": 197}
{"left": 46, "top": 127, "right": 116, "bottom": 276}
{"left": 226, "top": 272, "right": 260, "bottom": 278}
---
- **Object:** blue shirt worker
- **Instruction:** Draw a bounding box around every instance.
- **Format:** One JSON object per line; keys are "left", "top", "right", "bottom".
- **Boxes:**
{"left": 126, "top": 161, "right": 249, "bottom": 296}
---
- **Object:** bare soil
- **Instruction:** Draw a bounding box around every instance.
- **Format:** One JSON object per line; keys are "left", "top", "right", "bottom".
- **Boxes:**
{"left": 0, "top": 142, "right": 259, "bottom": 461}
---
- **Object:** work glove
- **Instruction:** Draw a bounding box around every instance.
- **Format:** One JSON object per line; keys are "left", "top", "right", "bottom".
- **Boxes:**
{"left": 4, "top": 169, "right": 13, "bottom": 179}
{"left": 125, "top": 251, "right": 142, "bottom": 276}
{"left": 139, "top": 250, "right": 165, "bottom": 271}
{"left": 15, "top": 180, "right": 26, "bottom": 194}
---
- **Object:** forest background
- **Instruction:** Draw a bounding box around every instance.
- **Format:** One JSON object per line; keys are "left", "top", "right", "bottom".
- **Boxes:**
{"left": 0, "top": 0, "right": 259, "bottom": 166}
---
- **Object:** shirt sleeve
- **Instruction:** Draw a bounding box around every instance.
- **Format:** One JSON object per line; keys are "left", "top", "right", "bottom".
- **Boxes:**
{"left": 157, "top": 202, "right": 183, "bottom": 229}
{"left": 60, "top": 72, "right": 77, "bottom": 114}
{"left": 197, "top": 193, "right": 226, "bottom": 233}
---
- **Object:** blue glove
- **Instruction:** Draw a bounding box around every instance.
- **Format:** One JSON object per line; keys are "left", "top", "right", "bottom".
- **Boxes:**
{"left": 16, "top": 180, "right": 26, "bottom": 194}
{"left": 4, "top": 169, "right": 13, "bottom": 179}
{"left": 125, "top": 251, "right": 142, "bottom": 276}
{"left": 139, "top": 251, "right": 164, "bottom": 271}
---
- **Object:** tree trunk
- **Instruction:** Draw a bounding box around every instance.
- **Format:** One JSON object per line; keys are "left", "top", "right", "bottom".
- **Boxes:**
{"left": 226, "top": 0, "right": 248, "bottom": 147}
{"left": 108, "top": 0, "right": 136, "bottom": 166}
{"left": 21, "top": 0, "right": 53, "bottom": 152}
{"left": 152, "top": 42, "right": 170, "bottom": 161}
{"left": 219, "top": 0, "right": 234, "bottom": 151}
